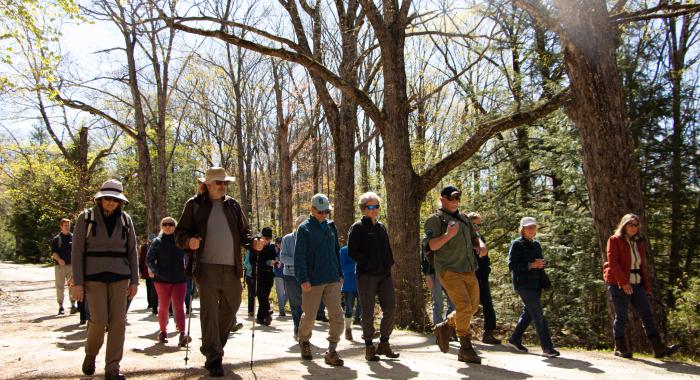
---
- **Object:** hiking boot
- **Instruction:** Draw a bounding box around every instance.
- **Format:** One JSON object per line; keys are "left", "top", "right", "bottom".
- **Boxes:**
{"left": 614, "top": 338, "right": 632, "bottom": 359}
{"left": 377, "top": 342, "right": 400, "bottom": 358}
{"left": 205, "top": 358, "right": 224, "bottom": 377}
{"left": 506, "top": 339, "right": 528, "bottom": 353}
{"left": 82, "top": 355, "right": 96, "bottom": 375}
{"left": 105, "top": 370, "right": 126, "bottom": 380}
{"left": 457, "top": 336, "right": 481, "bottom": 364}
{"left": 178, "top": 333, "right": 192, "bottom": 347}
{"left": 158, "top": 331, "right": 168, "bottom": 343}
{"left": 58, "top": 306, "right": 65, "bottom": 315}
{"left": 344, "top": 317, "right": 353, "bottom": 340}
{"left": 434, "top": 320, "right": 455, "bottom": 353}
{"left": 482, "top": 330, "right": 501, "bottom": 345}
{"left": 650, "top": 335, "right": 680, "bottom": 358}
{"left": 264, "top": 314, "right": 273, "bottom": 325}
{"left": 79, "top": 319, "right": 87, "bottom": 326}
{"left": 70, "top": 305, "right": 78, "bottom": 314}
{"left": 365, "top": 344, "right": 380, "bottom": 361}
{"left": 543, "top": 348, "right": 561, "bottom": 358}
{"left": 231, "top": 322, "right": 243, "bottom": 332}
{"left": 345, "top": 328, "right": 353, "bottom": 341}
{"left": 324, "top": 350, "right": 344, "bottom": 366}
{"left": 300, "top": 341, "right": 313, "bottom": 360}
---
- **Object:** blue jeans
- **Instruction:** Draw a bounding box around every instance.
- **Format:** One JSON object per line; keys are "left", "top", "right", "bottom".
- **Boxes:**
{"left": 274, "top": 277, "right": 287, "bottom": 314}
{"left": 510, "top": 288, "right": 554, "bottom": 351}
{"left": 431, "top": 273, "right": 454, "bottom": 324}
{"left": 476, "top": 256, "right": 497, "bottom": 331}
{"left": 283, "top": 275, "right": 302, "bottom": 335}
{"left": 608, "top": 284, "right": 658, "bottom": 339}
{"left": 342, "top": 291, "right": 361, "bottom": 319}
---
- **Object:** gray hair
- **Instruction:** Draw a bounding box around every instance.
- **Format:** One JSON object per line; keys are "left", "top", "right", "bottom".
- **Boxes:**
{"left": 358, "top": 191, "right": 381, "bottom": 209}
{"left": 294, "top": 214, "right": 307, "bottom": 228}
{"left": 467, "top": 212, "right": 481, "bottom": 221}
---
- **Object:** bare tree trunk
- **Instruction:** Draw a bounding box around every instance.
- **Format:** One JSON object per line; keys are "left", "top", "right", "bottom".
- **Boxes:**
{"left": 550, "top": 0, "right": 662, "bottom": 351}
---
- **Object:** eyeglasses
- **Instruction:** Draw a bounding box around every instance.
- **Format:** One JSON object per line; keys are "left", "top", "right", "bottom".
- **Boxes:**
{"left": 365, "top": 204, "right": 380, "bottom": 210}
{"left": 162, "top": 222, "right": 175, "bottom": 227}
{"left": 102, "top": 196, "right": 120, "bottom": 203}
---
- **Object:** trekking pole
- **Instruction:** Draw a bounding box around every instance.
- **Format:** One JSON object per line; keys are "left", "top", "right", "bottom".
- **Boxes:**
{"left": 250, "top": 245, "right": 260, "bottom": 370}
{"left": 184, "top": 247, "right": 198, "bottom": 368}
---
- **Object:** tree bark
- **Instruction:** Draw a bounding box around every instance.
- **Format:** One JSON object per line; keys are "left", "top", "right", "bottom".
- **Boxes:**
{"left": 549, "top": 0, "right": 663, "bottom": 351}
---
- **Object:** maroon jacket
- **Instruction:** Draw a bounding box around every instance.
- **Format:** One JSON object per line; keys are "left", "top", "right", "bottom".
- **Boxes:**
{"left": 138, "top": 243, "right": 150, "bottom": 280}
{"left": 603, "top": 234, "right": 651, "bottom": 293}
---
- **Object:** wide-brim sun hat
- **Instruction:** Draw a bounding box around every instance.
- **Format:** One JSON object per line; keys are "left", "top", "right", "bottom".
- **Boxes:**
{"left": 94, "top": 179, "right": 129, "bottom": 204}
{"left": 198, "top": 166, "right": 235, "bottom": 184}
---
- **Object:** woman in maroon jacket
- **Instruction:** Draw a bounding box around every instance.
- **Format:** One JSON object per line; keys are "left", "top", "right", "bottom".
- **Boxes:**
{"left": 603, "top": 213, "right": 678, "bottom": 359}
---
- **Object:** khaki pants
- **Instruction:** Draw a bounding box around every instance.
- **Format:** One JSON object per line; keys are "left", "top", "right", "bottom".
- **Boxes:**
{"left": 196, "top": 263, "right": 242, "bottom": 366}
{"left": 439, "top": 271, "right": 480, "bottom": 338}
{"left": 298, "top": 281, "right": 344, "bottom": 344}
{"left": 54, "top": 264, "right": 72, "bottom": 306}
{"left": 84, "top": 279, "right": 129, "bottom": 373}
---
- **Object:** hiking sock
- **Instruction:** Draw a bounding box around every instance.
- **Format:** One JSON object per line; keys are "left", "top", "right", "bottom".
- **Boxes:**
{"left": 328, "top": 342, "right": 338, "bottom": 352}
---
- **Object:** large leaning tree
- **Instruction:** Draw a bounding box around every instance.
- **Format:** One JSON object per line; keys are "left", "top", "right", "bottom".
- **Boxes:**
{"left": 159, "top": 0, "right": 568, "bottom": 329}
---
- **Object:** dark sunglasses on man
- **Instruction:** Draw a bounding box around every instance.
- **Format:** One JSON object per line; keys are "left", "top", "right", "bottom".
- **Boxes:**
{"left": 162, "top": 222, "right": 176, "bottom": 227}
{"left": 316, "top": 209, "right": 331, "bottom": 215}
{"left": 365, "top": 204, "right": 380, "bottom": 210}
{"left": 446, "top": 194, "right": 461, "bottom": 201}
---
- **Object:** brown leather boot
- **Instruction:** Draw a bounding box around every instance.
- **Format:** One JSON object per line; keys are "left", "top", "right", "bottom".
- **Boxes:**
{"left": 365, "top": 344, "right": 380, "bottom": 361}
{"left": 82, "top": 355, "right": 96, "bottom": 375}
{"left": 650, "top": 335, "right": 680, "bottom": 358}
{"left": 300, "top": 341, "right": 313, "bottom": 360}
{"left": 458, "top": 336, "right": 481, "bottom": 364}
{"left": 482, "top": 330, "right": 501, "bottom": 345}
{"left": 377, "top": 342, "right": 400, "bottom": 358}
{"left": 614, "top": 337, "right": 632, "bottom": 359}
{"left": 434, "top": 320, "right": 455, "bottom": 353}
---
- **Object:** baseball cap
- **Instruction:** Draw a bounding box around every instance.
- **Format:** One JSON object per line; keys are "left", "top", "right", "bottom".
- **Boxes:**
{"left": 311, "top": 193, "right": 333, "bottom": 211}
{"left": 440, "top": 185, "right": 461, "bottom": 198}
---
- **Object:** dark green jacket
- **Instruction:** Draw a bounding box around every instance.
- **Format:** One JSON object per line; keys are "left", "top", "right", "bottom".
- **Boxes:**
{"left": 294, "top": 216, "right": 342, "bottom": 286}
{"left": 508, "top": 236, "right": 544, "bottom": 290}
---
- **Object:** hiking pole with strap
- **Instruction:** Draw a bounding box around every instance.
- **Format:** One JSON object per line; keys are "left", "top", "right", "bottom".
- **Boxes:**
{"left": 250, "top": 246, "right": 260, "bottom": 370}
{"left": 184, "top": 247, "right": 199, "bottom": 368}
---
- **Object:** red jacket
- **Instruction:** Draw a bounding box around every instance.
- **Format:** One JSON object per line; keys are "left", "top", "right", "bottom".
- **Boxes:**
{"left": 138, "top": 243, "right": 150, "bottom": 280}
{"left": 603, "top": 234, "right": 651, "bottom": 293}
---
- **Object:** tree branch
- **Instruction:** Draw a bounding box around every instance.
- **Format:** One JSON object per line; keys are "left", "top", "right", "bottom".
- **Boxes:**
{"left": 418, "top": 88, "right": 571, "bottom": 194}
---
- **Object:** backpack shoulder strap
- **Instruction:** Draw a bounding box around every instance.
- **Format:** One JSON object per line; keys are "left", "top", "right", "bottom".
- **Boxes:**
{"left": 120, "top": 212, "right": 130, "bottom": 240}
{"left": 84, "top": 208, "right": 96, "bottom": 237}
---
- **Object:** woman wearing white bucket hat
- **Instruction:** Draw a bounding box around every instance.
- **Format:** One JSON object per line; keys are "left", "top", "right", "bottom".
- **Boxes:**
{"left": 72, "top": 179, "right": 138, "bottom": 380}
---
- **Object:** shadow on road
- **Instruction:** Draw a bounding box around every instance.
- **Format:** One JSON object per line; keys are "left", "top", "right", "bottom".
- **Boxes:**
{"left": 367, "top": 359, "right": 420, "bottom": 379}
{"left": 631, "top": 357, "right": 700, "bottom": 376}
{"left": 458, "top": 364, "right": 532, "bottom": 379}
{"left": 301, "top": 359, "right": 358, "bottom": 379}
{"left": 544, "top": 356, "right": 604, "bottom": 374}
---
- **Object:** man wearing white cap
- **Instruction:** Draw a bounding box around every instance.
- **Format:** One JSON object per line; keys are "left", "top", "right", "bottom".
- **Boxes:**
{"left": 175, "top": 167, "right": 263, "bottom": 377}
{"left": 294, "top": 193, "right": 345, "bottom": 366}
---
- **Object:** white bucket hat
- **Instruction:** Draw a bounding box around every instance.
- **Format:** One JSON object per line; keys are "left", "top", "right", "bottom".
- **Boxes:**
{"left": 198, "top": 167, "right": 235, "bottom": 184}
{"left": 94, "top": 179, "right": 129, "bottom": 204}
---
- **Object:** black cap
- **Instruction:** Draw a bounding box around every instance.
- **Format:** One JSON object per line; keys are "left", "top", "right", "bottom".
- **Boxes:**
{"left": 440, "top": 185, "right": 461, "bottom": 197}
{"left": 261, "top": 227, "right": 273, "bottom": 238}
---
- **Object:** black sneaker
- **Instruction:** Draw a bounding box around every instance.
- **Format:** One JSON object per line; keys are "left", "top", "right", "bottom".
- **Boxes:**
{"left": 58, "top": 306, "right": 65, "bottom": 315}
{"left": 506, "top": 339, "right": 528, "bottom": 353}
{"left": 543, "top": 348, "right": 561, "bottom": 358}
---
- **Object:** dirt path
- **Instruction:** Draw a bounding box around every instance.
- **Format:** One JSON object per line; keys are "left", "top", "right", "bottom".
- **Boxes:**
{"left": 1, "top": 262, "right": 698, "bottom": 379}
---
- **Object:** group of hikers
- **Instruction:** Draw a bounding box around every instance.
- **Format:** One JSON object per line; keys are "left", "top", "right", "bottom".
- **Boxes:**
{"left": 48, "top": 166, "right": 679, "bottom": 379}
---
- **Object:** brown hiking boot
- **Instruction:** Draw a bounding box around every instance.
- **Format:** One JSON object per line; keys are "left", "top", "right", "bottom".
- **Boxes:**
{"left": 365, "top": 344, "right": 380, "bottom": 361}
{"left": 434, "top": 320, "right": 455, "bottom": 353}
{"left": 377, "top": 342, "right": 400, "bottom": 358}
{"left": 482, "top": 330, "right": 501, "bottom": 345}
{"left": 614, "top": 337, "right": 632, "bottom": 359}
{"left": 458, "top": 336, "right": 481, "bottom": 364}
{"left": 300, "top": 341, "right": 313, "bottom": 360}
{"left": 178, "top": 333, "right": 192, "bottom": 347}
{"left": 650, "top": 335, "right": 680, "bottom": 358}
{"left": 345, "top": 328, "right": 353, "bottom": 341}
{"left": 324, "top": 350, "right": 344, "bottom": 366}
{"left": 158, "top": 331, "right": 168, "bottom": 343}
{"left": 82, "top": 355, "right": 96, "bottom": 375}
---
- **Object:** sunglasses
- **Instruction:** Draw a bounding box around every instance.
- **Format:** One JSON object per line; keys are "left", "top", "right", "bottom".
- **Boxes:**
{"left": 162, "top": 222, "right": 176, "bottom": 227}
{"left": 102, "top": 196, "right": 121, "bottom": 203}
{"left": 365, "top": 204, "right": 380, "bottom": 210}
{"left": 317, "top": 209, "right": 331, "bottom": 215}
{"left": 214, "top": 180, "right": 227, "bottom": 186}
{"left": 627, "top": 223, "right": 639, "bottom": 227}
{"left": 446, "top": 195, "right": 461, "bottom": 201}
